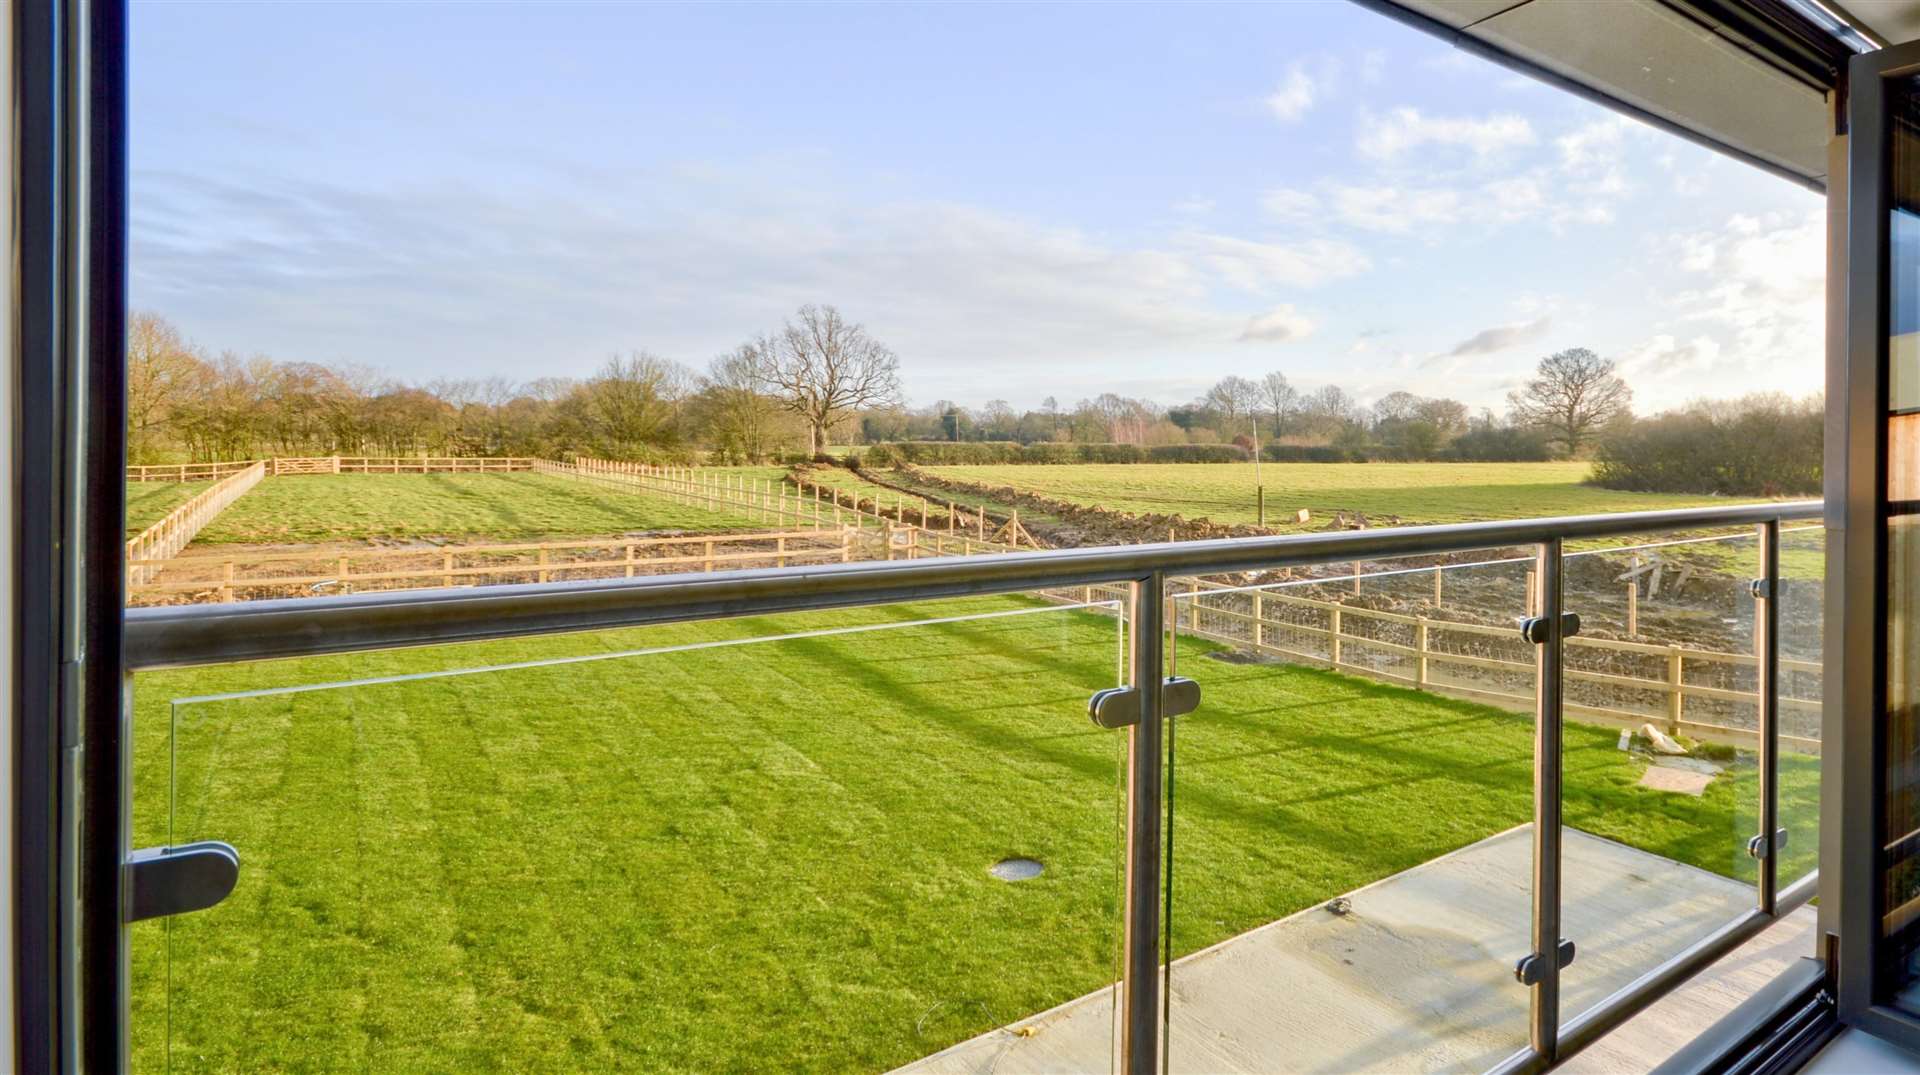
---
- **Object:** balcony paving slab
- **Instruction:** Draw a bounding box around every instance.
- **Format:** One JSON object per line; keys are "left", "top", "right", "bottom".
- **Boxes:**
{"left": 894, "top": 824, "right": 1815, "bottom": 1074}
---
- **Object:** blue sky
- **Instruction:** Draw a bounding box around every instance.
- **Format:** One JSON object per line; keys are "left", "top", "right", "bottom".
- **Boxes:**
{"left": 130, "top": 0, "right": 1825, "bottom": 413}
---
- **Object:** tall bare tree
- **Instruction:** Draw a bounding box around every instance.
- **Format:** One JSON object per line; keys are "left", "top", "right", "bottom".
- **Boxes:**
{"left": 1260, "top": 371, "right": 1298, "bottom": 434}
{"left": 1507, "top": 347, "right": 1633, "bottom": 457}
{"left": 759, "top": 305, "right": 902, "bottom": 454}
{"left": 1204, "top": 375, "right": 1262, "bottom": 435}
{"left": 702, "top": 344, "right": 780, "bottom": 460}
{"left": 126, "top": 312, "right": 208, "bottom": 463}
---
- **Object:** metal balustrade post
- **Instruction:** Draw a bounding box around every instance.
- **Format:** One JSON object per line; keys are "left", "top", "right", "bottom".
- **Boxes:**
{"left": 1529, "top": 538, "right": 1566, "bottom": 1061}
{"left": 1755, "top": 520, "right": 1781, "bottom": 915}
{"left": 1120, "top": 573, "right": 1166, "bottom": 1075}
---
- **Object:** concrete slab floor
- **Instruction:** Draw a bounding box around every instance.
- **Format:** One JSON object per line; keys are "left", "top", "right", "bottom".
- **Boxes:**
{"left": 895, "top": 825, "right": 1811, "bottom": 1075}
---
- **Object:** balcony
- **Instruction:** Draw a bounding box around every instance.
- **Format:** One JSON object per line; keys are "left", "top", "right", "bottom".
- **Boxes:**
{"left": 122, "top": 500, "right": 1821, "bottom": 1072}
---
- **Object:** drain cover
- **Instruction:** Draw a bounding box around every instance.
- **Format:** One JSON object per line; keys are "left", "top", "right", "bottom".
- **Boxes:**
{"left": 990, "top": 857, "right": 1044, "bottom": 881}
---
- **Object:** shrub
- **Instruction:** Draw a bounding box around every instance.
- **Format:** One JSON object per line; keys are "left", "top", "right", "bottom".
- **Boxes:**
{"left": 1591, "top": 397, "right": 1821, "bottom": 495}
{"left": 1148, "top": 443, "right": 1248, "bottom": 463}
{"left": 1446, "top": 426, "right": 1553, "bottom": 462}
{"left": 863, "top": 443, "right": 902, "bottom": 468}
{"left": 1262, "top": 444, "right": 1363, "bottom": 463}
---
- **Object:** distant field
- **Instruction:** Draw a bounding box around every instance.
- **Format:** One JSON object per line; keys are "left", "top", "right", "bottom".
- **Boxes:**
{"left": 934, "top": 462, "right": 1738, "bottom": 531}
{"left": 192, "top": 473, "right": 766, "bottom": 545}
{"left": 125, "top": 480, "right": 211, "bottom": 536}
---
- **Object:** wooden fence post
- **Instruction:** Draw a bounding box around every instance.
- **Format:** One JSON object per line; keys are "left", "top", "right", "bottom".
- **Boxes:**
{"left": 221, "top": 561, "right": 235, "bottom": 602}
{"left": 841, "top": 530, "right": 852, "bottom": 563}
{"left": 1253, "top": 590, "right": 1264, "bottom": 649}
{"left": 538, "top": 547, "right": 550, "bottom": 584}
{"left": 1188, "top": 582, "right": 1200, "bottom": 630}
{"left": 776, "top": 536, "right": 787, "bottom": 568}
{"left": 948, "top": 502, "right": 956, "bottom": 533}
{"left": 443, "top": 552, "right": 454, "bottom": 588}
{"left": 704, "top": 540, "right": 715, "bottom": 573}
{"left": 1415, "top": 619, "right": 1429, "bottom": 689}
{"left": 1667, "top": 646, "right": 1685, "bottom": 733}
{"left": 1433, "top": 567, "right": 1443, "bottom": 608}
{"left": 625, "top": 544, "right": 636, "bottom": 578}
{"left": 1626, "top": 580, "right": 1639, "bottom": 636}
{"left": 1330, "top": 606, "right": 1343, "bottom": 667}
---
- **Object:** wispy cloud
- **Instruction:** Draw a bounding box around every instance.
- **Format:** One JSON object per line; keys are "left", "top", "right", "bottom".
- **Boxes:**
{"left": 1265, "top": 65, "right": 1316, "bottom": 122}
{"left": 1240, "top": 304, "right": 1316, "bottom": 342}
{"left": 1356, "top": 107, "right": 1534, "bottom": 160}
{"left": 1442, "top": 316, "right": 1552, "bottom": 358}
{"left": 1186, "top": 233, "right": 1370, "bottom": 290}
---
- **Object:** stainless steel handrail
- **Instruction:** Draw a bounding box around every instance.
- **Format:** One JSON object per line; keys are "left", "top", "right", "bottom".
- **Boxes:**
{"left": 125, "top": 500, "right": 1822, "bottom": 670}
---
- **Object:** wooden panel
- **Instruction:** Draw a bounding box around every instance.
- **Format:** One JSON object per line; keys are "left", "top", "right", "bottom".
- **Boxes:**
{"left": 1894, "top": 412, "right": 1920, "bottom": 503}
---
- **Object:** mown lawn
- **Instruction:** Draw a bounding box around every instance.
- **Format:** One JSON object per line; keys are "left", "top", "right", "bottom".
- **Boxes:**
{"left": 934, "top": 462, "right": 1736, "bottom": 531}
{"left": 129, "top": 597, "right": 1814, "bottom": 1072}
{"left": 191, "top": 473, "right": 768, "bottom": 545}
{"left": 125, "top": 480, "right": 211, "bottom": 536}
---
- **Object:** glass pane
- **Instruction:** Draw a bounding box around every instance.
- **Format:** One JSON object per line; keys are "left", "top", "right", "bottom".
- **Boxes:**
{"left": 1779, "top": 524, "right": 1825, "bottom": 888}
{"left": 1164, "top": 550, "right": 1536, "bottom": 1072}
{"left": 1559, "top": 529, "right": 1761, "bottom": 1028}
{"left": 134, "top": 593, "right": 1130, "bottom": 1072}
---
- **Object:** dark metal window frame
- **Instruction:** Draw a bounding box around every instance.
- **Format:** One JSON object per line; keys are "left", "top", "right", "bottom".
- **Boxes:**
{"left": 14, "top": 0, "right": 126, "bottom": 1068}
{"left": 11, "top": 0, "right": 1855, "bottom": 1069}
{"left": 1825, "top": 36, "right": 1920, "bottom": 1054}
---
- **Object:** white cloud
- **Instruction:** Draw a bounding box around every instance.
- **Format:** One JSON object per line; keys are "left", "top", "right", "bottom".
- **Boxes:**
{"left": 1266, "top": 66, "right": 1316, "bottom": 122}
{"left": 1327, "top": 184, "right": 1461, "bottom": 233}
{"left": 1557, "top": 116, "right": 1633, "bottom": 195}
{"left": 1240, "top": 304, "right": 1316, "bottom": 342}
{"left": 1639, "top": 210, "right": 1825, "bottom": 394}
{"left": 1172, "top": 196, "right": 1216, "bottom": 215}
{"left": 1356, "top": 107, "right": 1535, "bottom": 160}
{"left": 1619, "top": 334, "right": 1724, "bottom": 381}
{"left": 1259, "top": 187, "right": 1321, "bottom": 223}
{"left": 1443, "top": 316, "right": 1552, "bottom": 358}
{"left": 1187, "top": 233, "right": 1371, "bottom": 290}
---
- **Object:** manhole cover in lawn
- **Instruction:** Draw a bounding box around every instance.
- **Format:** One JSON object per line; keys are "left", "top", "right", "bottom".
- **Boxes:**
{"left": 990, "top": 857, "right": 1044, "bottom": 881}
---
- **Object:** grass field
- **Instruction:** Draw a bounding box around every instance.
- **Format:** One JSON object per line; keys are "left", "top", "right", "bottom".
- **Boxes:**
{"left": 934, "top": 461, "right": 1737, "bottom": 531}
{"left": 125, "top": 480, "right": 211, "bottom": 536}
{"left": 129, "top": 596, "right": 1815, "bottom": 1072}
{"left": 191, "top": 473, "right": 769, "bottom": 545}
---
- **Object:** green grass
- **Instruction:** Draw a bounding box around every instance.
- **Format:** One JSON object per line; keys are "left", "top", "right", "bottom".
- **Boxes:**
{"left": 192, "top": 473, "right": 769, "bottom": 545}
{"left": 934, "top": 462, "right": 1742, "bottom": 531}
{"left": 125, "top": 480, "right": 212, "bottom": 536}
{"left": 129, "top": 597, "right": 1814, "bottom": 1072}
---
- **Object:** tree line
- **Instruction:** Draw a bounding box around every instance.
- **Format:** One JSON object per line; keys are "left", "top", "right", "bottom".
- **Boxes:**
{"left": 127, "top": 305, "right": 1820, "bottom": 494}
{"left": 126, "top": 304, "right": 900, "bottom": 465}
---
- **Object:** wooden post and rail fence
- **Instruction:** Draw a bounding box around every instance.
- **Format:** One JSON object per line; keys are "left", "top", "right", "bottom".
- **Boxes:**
{"left": 122, "top": 456, "right": 1815, "bottom": 752}
{"left": 1162, "top": 576, "right": 1820, "bottom": 754}
{"left": 125, "top": 461, "right": 267, "bottom": 588}
{"left": 127, "top": 529, "right": 858, "bottom": 602}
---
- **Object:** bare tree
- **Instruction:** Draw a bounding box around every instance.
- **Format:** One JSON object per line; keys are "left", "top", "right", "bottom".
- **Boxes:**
{"left": 1204, "top": 375, "right": 1262, "bottom": 435}
{"left": 1260, "top": 371, "right": 1298, "bottom": 434}
{"left": 126, "top": 312, "right": 208, "bottom": 463}
{"left": 703, "top": 344, "right": 779, "bottom": 460}
{"left": 1507, "top": 347, "right": 1633, "bottom": 457}
{"left": 580, "top": 351, "right": 694, "bottom": 457}
{"left": 759, "top": 305, "right": 903, "bottom": 454}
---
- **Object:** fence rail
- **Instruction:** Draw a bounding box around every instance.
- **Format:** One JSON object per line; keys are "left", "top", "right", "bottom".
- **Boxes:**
{"left": 126, "top": 460, "right": 260, "bottom": 482}
{"left": 277, "top": 456, "right": 535, "bottom": 475}
{"left": 552, "top": 458, "right": 1033, "bottom": 546}
{"left": 124, "top": 461, "right": 267, "bottom": 588}
{"left": 1171, "top": 577, "right": 1821, "bottom": 753}
{"left": 127, "top": 529, "right": 857, "bottom": 601}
